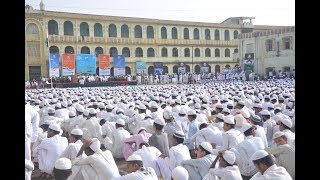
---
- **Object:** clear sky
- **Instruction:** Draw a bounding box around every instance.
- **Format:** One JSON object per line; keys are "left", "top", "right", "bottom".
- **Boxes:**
{"left": 25, "top": 0, "right": 295, "bottom": 26}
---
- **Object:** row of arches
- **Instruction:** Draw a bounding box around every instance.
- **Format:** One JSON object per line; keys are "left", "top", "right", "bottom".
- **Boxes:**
{"left": 43, "top": 20, "right": 239, "bottom": 40}
{"left": 49, "top": 46, "right": 238, "bottom": 58}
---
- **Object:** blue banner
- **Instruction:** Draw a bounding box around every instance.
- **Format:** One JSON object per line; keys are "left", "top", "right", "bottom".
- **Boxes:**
{"left": 136, "top": 61, "right": 146, "bottom": 74}
{"left": 113, "top": 55, "right": 125, "bottom": 76}
{"left": 154, "top": 62, "right": 163, "bottom": 75}
{"left": 49, "top": 53, "right": 60, "bottom": 77}
{"left": 76, "top": 54, "right": 96, "bottom": 74}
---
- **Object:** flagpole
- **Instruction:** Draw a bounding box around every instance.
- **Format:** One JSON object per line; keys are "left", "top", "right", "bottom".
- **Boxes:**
{"left": 46, "top": 31, "right": 53, "bottom": 88}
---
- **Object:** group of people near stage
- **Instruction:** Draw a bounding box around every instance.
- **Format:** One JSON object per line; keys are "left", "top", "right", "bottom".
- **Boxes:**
{"left": 25, "top": 78, "right": 295, "bottom": 180}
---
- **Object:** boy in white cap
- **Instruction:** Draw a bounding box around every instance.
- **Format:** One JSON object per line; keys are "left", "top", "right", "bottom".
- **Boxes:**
{"left": 112, "top": 154, "right": 158, "bottom": 179}
{"left": 52, "top": 157, "right": 72, "bottom": 180}
{"left": 148, "top": 118, "right": 170, "bottom": 156}
{"left": 184, "top": 109, "right": 199, "bottom": 156}
{"left": 60, "top": 128, "right": 86, "bottom": 161}
{"left": 180, "top": 142, "right": 216, "bottom": 180}
{"left": 250, "top": 150, "right": 292, "bottom": 180}
{"left": 265, "top": 132, "right": 295, "bottom": 179}
{"left": 260, "top": 110, "right": 276, "bottom": 147}
{"left": 171, "top": 166, "right": 189, "bottom": 180}
{"left": 190, "top": 123, "right": 223, "bottom": 148}
{"left": 249, "top": 115, "right": 268, "bottom": 148}
{"left": 207, "top": 150, "right": 242, "bottom": 179}
{"left": 278, "top": 117, "right": 295, "bottom": 146}
{"left": 163, "top": 110, "right": 183, "bottom": 147}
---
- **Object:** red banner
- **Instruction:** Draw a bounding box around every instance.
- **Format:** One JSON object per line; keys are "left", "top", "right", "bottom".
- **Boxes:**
{"left": 61, "top": 54, "right": 75, "bottom": 76}
{"left": 99, "top": 54, "right": 110, "bottom": 69}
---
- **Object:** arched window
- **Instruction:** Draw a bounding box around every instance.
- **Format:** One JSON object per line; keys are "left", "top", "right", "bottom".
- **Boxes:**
{"left": 186, "top": 65, "right": 190, "bottom": 73}
{"left": 121, "top": 24, "right": 129, "bottom": 38}
{"left": 195, "top": 48, "right": 200, "bottom": 57}
{"left": 109, "top": 24, "right": 117, "bottom": 37}
{"left": 215, "top": 29, "right": 220, "bottom": 40}
{"left": 161, "top": 47, "right": 168, "bottom": 57}
{"left": 172, "top": 48, "right": 178, "bottom": 57}
{"left": 215, "top": 65, "right": 220, "bottom": 73}
{"left": 147, "top": 26, "right": 154, "bottom": 39}
{"left": 205, "top": 29, "right": 211, "bottom": 40}
{"left": 193, "top": 28, "right": 199, "bottom": 40}
{"left": 147, "top": 48, "right": 155, "bottom": 57}
{"left": 65, "top": 46, "right": 74, "bottom": 54}
{"left": 184, "top": 28, "right": 189, "bottom": 39}
{"left": 205, "top": 48, "right": 211, "bottom": 57}
{"left": 173, "top": 65, "right": 178, "bottom": 74}
{"left": 26, "top": 23, "right": 40, "bottom": 38}
{"left": 225, "top": 48, "right": 230, "bottom": 57}
{"left": 125, "top": 66, "right": 131, "bottom": 75}
{"left": 161, "top": 27, "right": 167, "bottom": 39}
{"left": 148, "top": 66, "right": 154, "bottom": 75}
{"left": 122, "top": 47, "right": 130, "bottom": 57}
{"left": 49, "top": 46, "right": 59, "bottom": 53}
{"left": 225, "top": 64, "right": 230, "bottom": 68}
{"left": 48, "top": 20, "right": 59, "bottom": 35}
{"left": 195, "top": 65, "right": 200, "bottom": 74}
{"left": 81, "top": 46, "right": 90, "bottom": 54}
{"left": 134, "top": 25, "right": 142, "bottom": 38}
{"left": 94, "top": 23, "right": 103, "bottom": 37}
{"left": 95, "top": 47, "right": 103, "bottom": 57}
{"left": 234, "top": 30, "right": 238, "bottom": 39}
{"left": 80, "top": 22, "right": 89, "bottom": 36}
{"left": 184, "top": 48, "right": 190, "bottom": 57}
{"left": 234, "top": 48, "right": 238, "bottom": 53}
{"left": 225, "top": 30, "right": 230, "bottom": 41}
{"left": 163, "top": 66, "right": 168, "bottom": 74}
{"left": 63, "top": 21, "right": 73, "bottom": 36}
{"left": 215, "top": 48, "right": 220, "bottom": 57}
{"left": 110, "top": 47, "right": 118, "bottom": 57}
{"left": 172, "top": 27, "right": 178, "bottom": 39}
{"left": 135, "top": 47, "right": 143, "bottom": 57}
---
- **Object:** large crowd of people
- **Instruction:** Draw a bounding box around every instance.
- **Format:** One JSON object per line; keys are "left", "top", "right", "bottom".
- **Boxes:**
{"left": 25, "top": 77, "right": 295, "bottom": 180}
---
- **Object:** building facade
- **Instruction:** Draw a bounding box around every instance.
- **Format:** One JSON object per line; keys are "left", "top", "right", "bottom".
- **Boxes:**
{"left": 25, "top": 4, "right": 289, "bottom": 80}
{"left": 238, "top": 27, "right": 295, "bottom": 77}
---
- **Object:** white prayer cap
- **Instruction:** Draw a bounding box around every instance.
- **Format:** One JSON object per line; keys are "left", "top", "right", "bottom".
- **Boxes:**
{"left": 163, "top": 111, "right": 173, "bottom": 120}
{"left": 127, "top": 154, "right": 142, "bottom": 162}
{"left": 83, "top": 110, "right": 90, "bottom": 116}
{"left": 154, "top": 118, "right": 166, "bottom": 126}
{"left": 241, "top": 109, "right": 250, "bottom": 118}
{"left": 98, "top": 103, "right": 105, "bottom": 109}
{"left": 188, "top": 109, "right": 197, "bottom": 115}
{"left": 54, "top": 158, "right": 72, "bottom": 170}
{"left": 280, "top": 118, "right": 292, "bottom": 128}
{"left": 175, "top": 99, "right": 181, "bottom": 104}
{"left": 216, "top": 113, "right": 225, "bottom": 121}
{"left": 273, "top": 131, "right": 285, "bottom": 140}
{"left": 172, "top": 166, "right": 189, "bottom": 180}
{"left": 238, "top": 101, "right": 245, "bottom": 106}
{"left": 267, "top": 104, "right": 274, "bottom": 109}
{"left": 200, "top": 142, "right": 212, "bottom": 153}
{"left": 93, "top": 102, "right": 98, "bottom": 106}
{"left": 211, "top": 96, "right": 218, "bottom": 101}
{"left": 250, "top": 115, "right": 261, "bottom": 123}
{"left": 179, "top": 108, "right": 187, "bottom": 115}
{"left": 149, "top": 103, "right": 158, "bottom": 109}
{"left": 106, "top": 104, "right": 114, "bottom": 109}
{"left": 260, "top": 110, "right": 270, "bottom": 116}
{"left": 173, "top": 131, "right": 185, "bottom": 139}
{"left": 216, "top": 104, "right": 223, "bottom": 109}
{"left": 241, "top": 123, "right": 253, "bottom": 133}
{"left": 138, "top": 104, "right": 146, "bottom": 110}
{"left": 61, "top": 101, "right": 68, "bottom": 108}
{"left": 69, "top": 111, "right": 76, "bottom": 117}
{"left": 224, "top": 115, "right": 235, "bottom": 124}
{"left": 89, "top": 138, "right": 101, "bottom": 152}
{"left": 116, "top": 119, "right": 125, "bottom": 126}
{"left": 48, "top": 107, "right": 55, "bottom": 114}
{"left": 71, "top": 128, "right": 83, "bottom": 136}
{"left": 49, "top": 122, "right": 61, "bottom": 132}
{"left": 253, "top": 103, "right": 262, "bottom": 109}
{"left": 35, "top": 99, "right": 41, "bottom": 104}
{"left": 251, "top": 150, "right": 269, "bottom": 161}
{"left": 274, "top": 107, "right": 282, "bottom": 111}
{"left": 278, "top": 96, "right": 285, "bottom": 101}
{"left": 287, "top": 102, "right": 293, "bottom": 108}
{"left": 138, "top": 127, "right": 146, "bottom": 133}
{"left": 202, "top": 97, "right": 209, "bottom": 103}
{"left": 76, "top": 105, "right": 84, "bottom": 112}
{"left": 234, "top": 114, "right": 245, "bottom": 127}
{"left": 84, "top": 99, "right": 90, "bottom": 104}
{"left": 222, "top": 108, "right": 230, "bottom": 113}
{"left": 89, "top": 109, "right": 96, "bottom": 115}
{"left": 116, "top": 108, "right": 124, "bottom": 114}
{"left": 223, "top": 150, "right": 236, "bottom": 164}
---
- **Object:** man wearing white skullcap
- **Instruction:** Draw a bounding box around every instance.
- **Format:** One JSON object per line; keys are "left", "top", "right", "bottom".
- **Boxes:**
{"left": 250, "top": 150, "right": 293, "bottom": 180}
{"left": 112, "top": 154, "right": 158, "bottom": 179}
{"left": 74, "top": 138, "right": 121, "bottom": 179}
{"left": 190, "top": 123, "right": 223, "bottom": 149}
{"left": 157, "top": 131, "right": 191, "bottom": 180}
{"left": 212, "top": 113, "right": 225, "bottom": 131}
{"left": 265, "top": 132, "right": 295, "bottom": 179}
{"left": 60, "top": 129, "right": 86, "bottom": 161}
{"left": 32, "top": 122, "right": 68, "bottom": 178}
{"left": 175, "top": 107, "right": 189, "bottom": 135}
{"left": 171, "top": 166, "right": 189, "bottom": 180}
{"left": 25, "top": 102, "right": 40, "bottom": 180}
{"left": 52, "top": 157, "right": 72, "bottom": 180}
{"left": 180, "top": 142, "right": 215, "bottom": 180}
{"left": 229, "top": 123, "right": 265, "bottom": 179}
{"left": 163, "top": 110, "right": 183, "bottom": 147}
{"left": 278, "top": 117, "right": 295, "bottom": 146}
{"left": 260, "top": 110, "right": 277, "bottom": 147}
{"left": 55, "top": 101, "right": 70, "bottom": 121}
{"left": 148, "top": 118, "right": 170, "bottom": 156}
{"left": 104, "top": 119, "right": 130, "bottom": 159}
{"left": 81, "top": 108, "right": 103, "bottom": 141}
{"left": 206, "top": 150, "right": 242, "bottom": 180}
{"left": 184, "top": 109, "right": 199, "bottom": 155}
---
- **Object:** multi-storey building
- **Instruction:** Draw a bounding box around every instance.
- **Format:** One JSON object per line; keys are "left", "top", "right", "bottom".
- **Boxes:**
{"left": 25, "top": 3, "right": 290, "bottom": 80}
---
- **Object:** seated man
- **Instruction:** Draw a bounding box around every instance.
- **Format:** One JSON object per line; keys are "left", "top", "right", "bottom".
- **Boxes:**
{"left": 111, "top": 154, "right": 158, "bottom": 179}
{"left": 52, "top": 158, "right": 72, "bottom": 180}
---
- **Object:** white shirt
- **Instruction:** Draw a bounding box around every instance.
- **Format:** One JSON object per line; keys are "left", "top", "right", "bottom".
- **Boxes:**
{"left": 165, "top": 144, "right": 191, "bottom": 170}
{"left": 218, "top": 129, "right": 244, "bottom": 151}
{"left": 282, "top": 129, "right": 295, "bottom": 146}
{"left": 263, "top": 119, "right": 277, "bottom": 147}
{"left": 133, "top": 146, "right": 162, "bottom": 176}
{"left": 190, "top": 127, "right": 223, "bottom": 147}
{"left": 108, "top": 127, "right": 131, "bottom": 158}
{"left": 25, "top": 104, "right": 40, "bottom": 143}
{"left": 209, "top": 165, "right": 243, "bottom": 180}
{"left": 181, "top": 154, "right": 216, "bottom": 180}
{"left": 250, "top": 164, "right": 293, "bottom": 180}
{"left": 255, "top": 126, "right": 268, "bottom": 148}
{"left": 60, "top": 139, "right": 86, "bottom": 162}
{"left": 111, "top": 167, "right": 158, "bottom": 180}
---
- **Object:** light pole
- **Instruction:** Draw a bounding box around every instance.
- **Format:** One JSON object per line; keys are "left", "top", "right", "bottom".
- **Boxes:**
{"left": 191, "top": 46, "right": 194, "bottom": 73}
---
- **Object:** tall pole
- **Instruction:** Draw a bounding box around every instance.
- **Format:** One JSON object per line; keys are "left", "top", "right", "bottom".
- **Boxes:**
{"left": 46, "top": 31, "right": 53, "bottom": 88}
{"left": 191, "top": 46, "right": 194, "bottom": 73}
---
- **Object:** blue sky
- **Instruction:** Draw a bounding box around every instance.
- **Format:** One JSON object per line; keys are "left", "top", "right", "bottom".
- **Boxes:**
{"left": 26, "top": 0, "right": 294, "bottom": 26}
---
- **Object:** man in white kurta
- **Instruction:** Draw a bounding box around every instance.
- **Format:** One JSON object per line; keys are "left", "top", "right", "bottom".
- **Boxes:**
{"left": 260, "top": 110, "right": 277, "bottom": 147}
{"left": 25, "top": 103, "right": 40, "bottom": 163}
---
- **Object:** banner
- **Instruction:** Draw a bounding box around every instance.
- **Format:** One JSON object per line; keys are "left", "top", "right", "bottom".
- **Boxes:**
{"left": 136, "top": 61, "right": 147, "bottom": 74}
{"left": 178, "top": 62, "right": 186, "bottom": 74}
{"left": 200, "top": 62, "right": 210, "bottom": 73}
{"left": 99, "top": 54, "right": 111, "bottom": 76}
{"left": 75, "top": 54, "right": 96, "bottom": 74}
{"left": 154, "top": 62, "right": 164, "bottom": 75}
{"left": 113, "top": 55, "right": 125, "bottom": 76}
{"left": 61, "top": 54, "right": 75, "bottom": 76}
{"left": 244, "top": 53, "right": 254, "bottom": 72}
{"left": 49, "top": 53, "right": 60, "bottom": 77}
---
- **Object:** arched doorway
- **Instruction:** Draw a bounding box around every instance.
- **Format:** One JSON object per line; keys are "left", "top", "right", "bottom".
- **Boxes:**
{"left": 148, "top": 66, "right": 154, "bottom": 75}
{"left": 173, "top": 65, "right": 178, "bottom": 74}
{"left": 225, "top": 64, "right": 230, "bottom": 69}
{"left": 235, "top": 64, "right": 239, "bottom": 67}
{"left": 163, "top": 66, "right": 168, "bottom": 74}
{"left": 208, "top": 65, "right": 211, "bottom": 73}
{"left": 195, "top": 65, "right": 200, "bottom": 74}
{"left": 96, "top": 67, "right": 99, "bottom": 75}
{"left": 125, "top": 66, "right": 131, "bottom": 75}
{"left": 186, "top": 65, "right": 190, "bottom": 73}
{"left": 215, "top": 65, "right": 220, "bottom": 74}
{"left": 110, "top": 67, "right": 114, "bottom": 76}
